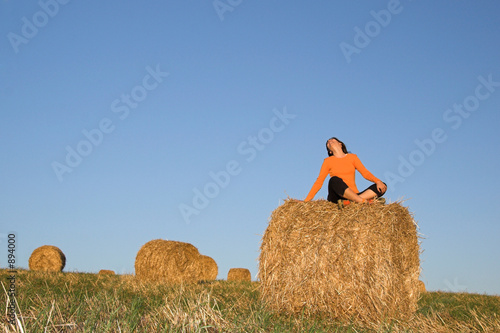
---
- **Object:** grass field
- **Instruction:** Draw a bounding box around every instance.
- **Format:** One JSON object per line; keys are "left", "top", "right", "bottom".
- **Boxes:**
{"left": 1, "top": 269, "right": 499, "bottom": 332}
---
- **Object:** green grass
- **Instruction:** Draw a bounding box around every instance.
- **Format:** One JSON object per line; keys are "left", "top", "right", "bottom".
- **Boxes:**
{"left": 1, "top": 269, "right": 499, "bottom": 332}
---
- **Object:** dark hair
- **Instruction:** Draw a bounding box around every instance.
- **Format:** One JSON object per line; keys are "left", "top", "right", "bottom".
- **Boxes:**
{"left": 326, "top": 137, "right": 349, "bottom": 156}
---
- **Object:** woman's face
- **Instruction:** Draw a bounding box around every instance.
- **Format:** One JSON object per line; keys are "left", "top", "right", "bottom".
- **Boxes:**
{"left": 327, "top": 138, "right": 342, "bottom": 152}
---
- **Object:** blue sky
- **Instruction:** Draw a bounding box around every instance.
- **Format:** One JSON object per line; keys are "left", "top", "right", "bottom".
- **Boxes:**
{"left": 1, "top": 1, "right": 499, "bottom": 295}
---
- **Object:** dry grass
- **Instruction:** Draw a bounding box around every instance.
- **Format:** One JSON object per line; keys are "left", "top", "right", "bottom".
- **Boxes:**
{"left": 259, "top": 199, "right": 421, "bottom": 325}
{"left": 1, "top": 269, "right": 499, "bottom": 332}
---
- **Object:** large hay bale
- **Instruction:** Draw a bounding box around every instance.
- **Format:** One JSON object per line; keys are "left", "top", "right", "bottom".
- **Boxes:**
{"left": 227, "top": 268, "right": 251, "bottom": 282}
{"left": 135, "top": 239, "right": 203, "bottom": 283}
{"left": 98, "top": 269, "right": 115, "bottom": 275}
{"left": 29, "top": 245, "right": 66, "bottom": 272}
{"left": 259, "top": 199, "right": 421, "bottom": 324}
{"left": 199, "top": 255, "right": 218, "bottom": 281}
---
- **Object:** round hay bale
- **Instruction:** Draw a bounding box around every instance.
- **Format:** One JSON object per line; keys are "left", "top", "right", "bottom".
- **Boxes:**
{"left": 418, "top": 280, "right": 426, "bottom": 293}
{"left": 199, "top": 255, "right": 218, "bottom": 281}
{"left": 135, "top": 239, "right": 202, "bottom": 283}
{"left": 227, "top": 268, "right": 251, "bottom": 282}
{"left": 98, "top": 269, "right": 115, "bottom": 275}
{"left": 28, "top": 245, "right": 66, "bottom": 272}
{"left": 259, "top": 199, "right": 421, "bottom": 324}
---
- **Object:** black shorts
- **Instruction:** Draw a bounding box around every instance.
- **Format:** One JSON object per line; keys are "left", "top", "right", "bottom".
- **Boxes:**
{"left": 327, "top": 176, "right": 386, "bottom": 203}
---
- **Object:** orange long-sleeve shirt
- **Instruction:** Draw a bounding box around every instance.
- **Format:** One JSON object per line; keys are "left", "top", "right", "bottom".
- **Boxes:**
{"left": 304, "top": 154, "right": 380, "bottom": 201}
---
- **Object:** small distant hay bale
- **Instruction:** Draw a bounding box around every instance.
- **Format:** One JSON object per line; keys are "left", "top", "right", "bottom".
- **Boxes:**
{"left": 259, "top": 199, "right": 421, "bottom": 325}
{"left": 135, "top": 239, "right": 202, "bottom": 283}
{"left": 227, "top": 268, "right": 251, "bottom": 282}
{"left": 29, "top": 245, "right": 66, "bottom": 272}
{"left": 418, "top": 280, "right": 426, "bottom": 293}
{"left": 199, "top": 255, "right": 218, "bottom": 281}
{"left": 98, "top": 270, "right": 115, "bottom": 275}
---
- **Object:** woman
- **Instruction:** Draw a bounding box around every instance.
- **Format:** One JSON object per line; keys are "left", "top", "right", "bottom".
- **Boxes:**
{"left": 303, "top": 137, "right": 387, "bottom": 205}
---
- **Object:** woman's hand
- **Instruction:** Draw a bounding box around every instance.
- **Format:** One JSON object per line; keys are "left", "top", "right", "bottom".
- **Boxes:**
{"left": 376, "top": 181, "right": 387, "bottom": 194}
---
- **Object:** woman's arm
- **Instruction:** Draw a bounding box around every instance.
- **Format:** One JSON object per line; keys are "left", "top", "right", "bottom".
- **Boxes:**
{"left": 352, "top": 155, "right": 386, "bottom": 192}
{"left": 304, "top": 159, "right": 330, "bottom": 201}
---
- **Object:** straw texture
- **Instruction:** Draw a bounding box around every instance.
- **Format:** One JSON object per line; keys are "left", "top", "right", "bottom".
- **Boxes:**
{"left": 199, "top": 255, "right": 218, "bottom": 281}
{"left": 28, "top": 245, "right": 66, "bottom": 272}
{"left": 98, "top": 270, "right": 115, "bottom": 275}
{"left": 259, "top": 199, "right": 421, "bottom": 325}
{"left": 418, "top": 280, "right": 426, "bottom": 293}
{"left": 135, "top": 239, "right": 203, "bottom": 283}
{"left": 227, "top": 268, "right": 251, "bottom": 282}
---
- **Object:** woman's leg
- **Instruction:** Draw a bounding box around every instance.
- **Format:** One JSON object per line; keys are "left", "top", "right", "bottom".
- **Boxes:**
{"left": 327, "top": 177, "right": 347, "bottom": 203}
{"left": 328, "top": 177, "right": 365, "bottom": 203}
{"left": 358, "top": 189, "right": 377, "bottom": 201}
{"left": 358, "top": 183, "right": 387, "bottom": 201}
{"left": 341, "top": 188, "right": 366, "bottom": 203}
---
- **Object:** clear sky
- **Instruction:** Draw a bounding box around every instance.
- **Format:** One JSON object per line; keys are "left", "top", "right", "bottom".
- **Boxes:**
{"left": 1, "top": 1, "right": 499, "bottom": 295}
